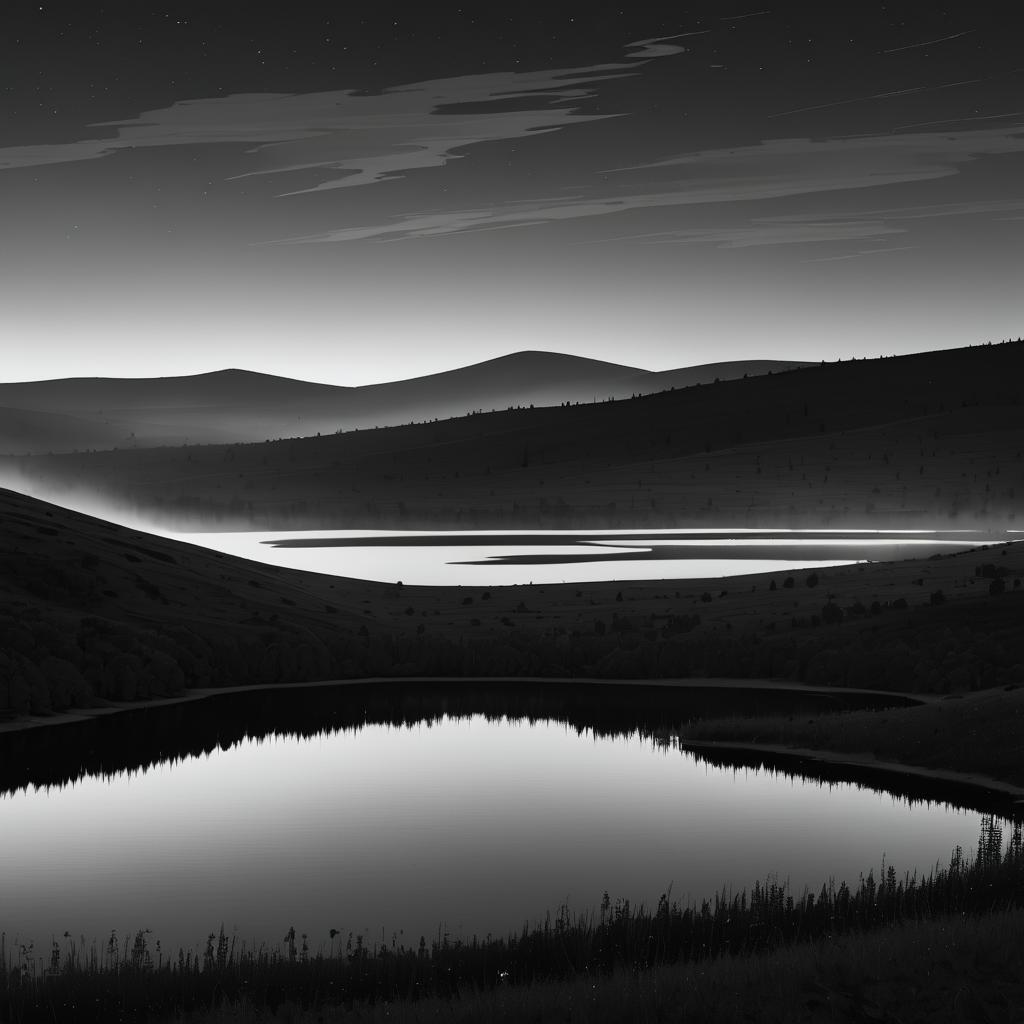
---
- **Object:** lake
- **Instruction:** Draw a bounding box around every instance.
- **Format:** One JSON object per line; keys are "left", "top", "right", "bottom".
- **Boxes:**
{"left": 0, "top": 681, "right": 1013, "bottom": 957}
{"left": 164, "top": 527, "right": 999, "bottom": 585}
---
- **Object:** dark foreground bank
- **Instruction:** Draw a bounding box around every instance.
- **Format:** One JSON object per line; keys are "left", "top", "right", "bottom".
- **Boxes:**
{"left": 172, "top": 907, "right": 1024, "bottom": 1024}
{"left": 3, "top": 818, "right": 1021, "bottom": 1024}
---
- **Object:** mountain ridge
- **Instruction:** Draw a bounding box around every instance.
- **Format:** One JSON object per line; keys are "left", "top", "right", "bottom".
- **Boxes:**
{"left": 0, "top": 352, "right": 809, "bottom": 454}
{"left": 5, "top": 340, "right": 1021, "bottom": 531}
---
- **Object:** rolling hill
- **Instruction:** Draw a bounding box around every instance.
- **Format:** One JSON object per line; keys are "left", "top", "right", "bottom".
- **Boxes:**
{"left": 5, "top": 340, "right": 1021, "bottom": 531}
{"left": 1, "top": 485, "right": 1021, "bottom": 728}
{"left": 0, "top": 352, "right": 807, "bottom": 455}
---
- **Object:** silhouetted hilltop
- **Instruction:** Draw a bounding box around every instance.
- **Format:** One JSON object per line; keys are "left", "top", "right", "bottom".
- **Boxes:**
{"left": 0, "top": 353, "right": 807, "bottom": 455}
{"left": 7, "top": 340, "right": 1021, "bottom": 530}
{"left": 617, "top": 359, "right": 812, "bottom": 394}
{"left": 0, "top": 367, "right": 340, "bottom": 411}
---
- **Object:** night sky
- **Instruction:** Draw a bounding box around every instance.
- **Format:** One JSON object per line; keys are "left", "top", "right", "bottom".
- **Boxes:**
{"left": 2, "top": 3, "right": 1022, "bottom": 384}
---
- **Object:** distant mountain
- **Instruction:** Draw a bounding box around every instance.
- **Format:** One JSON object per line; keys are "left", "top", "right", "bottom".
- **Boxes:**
{"left": 6, "top": 341, "right": 1022, "bottom": 532}
{"left": 0, "top": 352, "right": 808, "bottom": 455}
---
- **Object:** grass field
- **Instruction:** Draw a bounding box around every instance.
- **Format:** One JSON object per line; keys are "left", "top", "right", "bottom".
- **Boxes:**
{"left": 176, "top": 909, "right": 1024, "bottom": 1023}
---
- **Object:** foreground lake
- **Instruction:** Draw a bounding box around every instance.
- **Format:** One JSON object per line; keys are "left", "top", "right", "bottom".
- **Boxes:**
{"left": 166, "top": 528, "right": 999, "bottom": 585}
{"left": 0, "top": 682, "right": 1012, "bottom": 957}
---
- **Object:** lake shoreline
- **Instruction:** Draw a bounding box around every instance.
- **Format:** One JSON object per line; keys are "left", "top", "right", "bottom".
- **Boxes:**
{"left": 11, "top": 673, "right": 1024, "bottom": 810}
{"left": 0, "top": 673, "right": 929, "bottom": 738}
{"left": 681, "top": 738, "right": 1024, "bottom": 804}
{"left": 158, "top": 525, "right": 1009, "bottom": 586}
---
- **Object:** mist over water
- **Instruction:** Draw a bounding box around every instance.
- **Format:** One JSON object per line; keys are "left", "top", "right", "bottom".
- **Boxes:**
{"left": 0, "top": 470, "right": 1000, "bottom": 584}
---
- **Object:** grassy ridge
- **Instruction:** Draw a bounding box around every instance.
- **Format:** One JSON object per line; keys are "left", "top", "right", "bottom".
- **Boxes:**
{"left": 3, "top": 818, "right": 1020, "bottom": 1023}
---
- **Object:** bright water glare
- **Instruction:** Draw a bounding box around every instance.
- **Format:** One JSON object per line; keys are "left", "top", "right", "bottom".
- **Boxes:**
{"left": 164, "top": 528, "right": 994, "bottom": 586}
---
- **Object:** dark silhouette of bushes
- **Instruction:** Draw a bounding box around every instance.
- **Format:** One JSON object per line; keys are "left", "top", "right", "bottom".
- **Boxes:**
{"left": 1, "top": 581, "right": 1021, "bottom": 718}
{"left": 821, "top": 602, "right": 844, "bottom": 625}
{"left": 976, "top": 563, "right": 1009, "bottom": 579}
{"left": 3, "top": 818, "right": 1020, "bottom": 1024}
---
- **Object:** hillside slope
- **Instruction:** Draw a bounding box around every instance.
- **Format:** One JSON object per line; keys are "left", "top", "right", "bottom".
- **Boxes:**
{"left": 6, "top": 341, "right": 1021, "bottom": 530}
{"left": 1, "top": 487, "right": 1022, "bottom": 726}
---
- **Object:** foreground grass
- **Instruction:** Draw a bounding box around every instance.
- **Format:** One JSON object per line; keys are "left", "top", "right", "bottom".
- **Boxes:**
{"left": 179, "top": 909, "right": 1024, "bottom": 1023}
{"left": 682, "top": 684, "right": 1024, "bottom": 789}
{"left": 4, "top": 820, "right": 1021, "bottom": 1023}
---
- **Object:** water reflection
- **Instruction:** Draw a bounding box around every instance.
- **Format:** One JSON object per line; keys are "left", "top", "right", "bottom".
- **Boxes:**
{"left": 0, "top": 680, "right": 917, "bottom": 795}
{"left": 0, "top": 683, "right": 1015, "bottom": 956}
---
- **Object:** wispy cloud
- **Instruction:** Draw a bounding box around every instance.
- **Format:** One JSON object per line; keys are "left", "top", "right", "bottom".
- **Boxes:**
{"left": 284, "top": 124, "right": 1024, "bottom": 243}
{"left": 844, "top": 197, "right": 1024, "bottom": 221}
{"left": 767, "top": 77, "right": 982, "bottom": 119}
{"left": 893, "top": 109, "right": 1024, "bottom": 131}
{"left": 577, "top": 220, "right": 904, "bottom": 248}
{"left": 720, "top": 10, "right": 772, "bottom": 21}
{"left": 883, "top": 30, "right": 974, "bottom": 55}
{"left": 574, "top": 198, "right": 1024, "bottom": 250}
{"left": 0, "top": 36, "right": 689, "bottom": 190}
{"left": 803, "top": 246, "right": 917, "bottom": 263}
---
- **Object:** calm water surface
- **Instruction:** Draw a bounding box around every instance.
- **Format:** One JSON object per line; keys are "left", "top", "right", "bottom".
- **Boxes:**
{"left": 166, "top": 528, "right": 998, "bottom": 585}
{"left": 0, "top": 688, "right": 1011, "bottom": 955}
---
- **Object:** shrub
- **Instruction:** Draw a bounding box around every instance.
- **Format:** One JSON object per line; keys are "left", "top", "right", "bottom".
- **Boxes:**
{"left": 821, "top": 602, "right": 844, "bottom": 625}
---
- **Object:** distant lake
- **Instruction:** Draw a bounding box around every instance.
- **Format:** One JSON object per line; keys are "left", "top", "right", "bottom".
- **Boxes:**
{"left": 0, "top": 681, "right": 1013, "bottom": 957}
{"left": 165, "top": 528, "right": 997, "bottom": 585}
